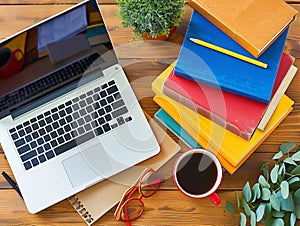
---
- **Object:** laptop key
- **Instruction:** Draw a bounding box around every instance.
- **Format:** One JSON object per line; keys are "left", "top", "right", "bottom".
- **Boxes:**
{"left": 54, "top": 140, "right": 77, "bottom": 156}
{"left": 11, "top": 133, "right": 18, "bottom": 140}
{"left": 45, "top": 151, "right": 55, "bottom": 160}
{"left": 112, "top": 99, "right": 125, "bottom": 110}
{"left": 107, "top": 85, "right": 118, "bottom": 94}
{"left": 21, "top": 150, "right": 37, "bottom": 162}
{"left": 18, "top": 144, "right": 30, "bottom": 155}
{"left": 15, "top": 138, "right": 25, "bottom": 147}
{"left": 38, "top": 154, "right": 47, "bottom": 163}
{"left": 54, "top": 131, "right": 95, "bottom": 156}
{"left": 24, "top": 161, "right": 32, "bottom": 170}
{"left": 103, "top": 123, "right": 111, "bottom": 132}
{"left": 112, "top": 106, "right": 128, "bottom": 118}
{"left": 31, "top": 158, "right": 39, "bottom": 167}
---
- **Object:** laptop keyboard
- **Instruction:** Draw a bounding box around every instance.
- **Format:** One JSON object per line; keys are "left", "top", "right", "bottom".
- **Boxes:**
{"left": 0, "top": 52, "right": 101, "bottom": 114}
{"left": 9, "top": 80, "right": 132, "bottom": 170}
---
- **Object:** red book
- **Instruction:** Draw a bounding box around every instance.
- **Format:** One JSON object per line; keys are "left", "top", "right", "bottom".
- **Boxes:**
{"left": 163, "top": 52, "right": 296, "bottom": 140}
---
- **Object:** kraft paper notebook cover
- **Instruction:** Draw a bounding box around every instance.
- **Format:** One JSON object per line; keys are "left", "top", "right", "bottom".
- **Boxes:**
{"left": 152, "top": 63, "right": 294, "bottom": 173}
{"left": 69, "top": 114, "right": 181, "bottom": 225}
{"left": 174, "top": 10, "right": 289, "bottom": 104}
{"left": 164, "top": 55, "right": 297, "bottom": 140}
{"left": 188, "top": 0, "right": 298, "bottom": 58}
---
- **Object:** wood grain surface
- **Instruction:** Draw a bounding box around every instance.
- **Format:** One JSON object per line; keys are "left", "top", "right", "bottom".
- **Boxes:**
{"left": 0, "top": 1, "right": 300, "bottom": 225}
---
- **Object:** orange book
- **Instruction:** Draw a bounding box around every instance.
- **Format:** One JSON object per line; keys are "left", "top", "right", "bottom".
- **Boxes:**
{"left": 188, "top": 0, "right": 298, "bottom": 57}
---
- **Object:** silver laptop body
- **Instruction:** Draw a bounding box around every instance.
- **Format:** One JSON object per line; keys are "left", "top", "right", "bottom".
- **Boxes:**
{"left": 0, "top": 0, "right": 159, "bottom": 213}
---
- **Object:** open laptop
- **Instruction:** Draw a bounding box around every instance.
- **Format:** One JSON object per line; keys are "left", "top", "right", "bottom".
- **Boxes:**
{"left": 0, "top": 0, "right": 159, "bottom": 213}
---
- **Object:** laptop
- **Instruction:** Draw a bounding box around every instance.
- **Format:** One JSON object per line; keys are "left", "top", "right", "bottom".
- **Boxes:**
{"left": 0, "top": 0, "right": 160, "bottom": 213}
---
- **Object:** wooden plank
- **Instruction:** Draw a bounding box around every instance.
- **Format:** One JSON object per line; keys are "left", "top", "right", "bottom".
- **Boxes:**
{"left": 0, "top": 189, "right": 241, "bottom": 225}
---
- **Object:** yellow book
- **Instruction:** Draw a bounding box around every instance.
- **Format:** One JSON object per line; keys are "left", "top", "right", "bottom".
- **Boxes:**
{"left": 152, "top": 63, "right": 294, "bottom": 174}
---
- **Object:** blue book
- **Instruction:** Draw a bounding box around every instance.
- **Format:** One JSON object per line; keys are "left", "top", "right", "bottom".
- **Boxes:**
{"left": 154, "top": 108, "right": 201, "bottom": 149}
{"left": 174, "top": 11, "right": 289, "bottom": 103}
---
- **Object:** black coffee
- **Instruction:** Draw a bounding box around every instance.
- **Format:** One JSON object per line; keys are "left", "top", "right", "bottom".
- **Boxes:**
{"left": 0, "top": 51, "right": 10, "bottom": 67}
{"left": 176, "top": 153, "right": 218, "bottom": 195}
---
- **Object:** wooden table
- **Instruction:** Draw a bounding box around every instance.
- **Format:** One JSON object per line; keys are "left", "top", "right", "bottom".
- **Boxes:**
{"left": 1, "top": 1, "right": 300, "bottom": 225}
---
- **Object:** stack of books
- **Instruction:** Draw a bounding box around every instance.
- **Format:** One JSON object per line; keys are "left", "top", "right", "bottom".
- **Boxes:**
{"left": 151, "top": 0, "right": 298, "bottom": 174}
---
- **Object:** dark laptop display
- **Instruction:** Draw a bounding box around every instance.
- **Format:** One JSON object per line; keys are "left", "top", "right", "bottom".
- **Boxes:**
{"left": 0, "top": 0, "right": 117, "bottom": 119}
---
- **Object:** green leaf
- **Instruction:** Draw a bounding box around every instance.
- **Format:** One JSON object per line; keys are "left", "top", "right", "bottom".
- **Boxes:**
{"left": 280, "top": 142, "right": 296, "bottom": 154}
{"left": 270, "top": 194, "right": 281, "bottom": 211}
{"left": 289, "top": 181, "right": 300, "bottom": 191}
{"left": 283, "top": 157, "right": 297, "bottom": 166}
{"left": 278, "top": 163, "right": 286, "bottom": 175}
{"left": 240, "top": 212, "right": 247, "bottom": 226}
{"left": 294, "top": 188, "right": 300, "bottom": 198}
{"left": 225, "top": 201, "right": 235, "bottom": 213}
{"left": 292, "top": 151, "right": 300, "bottom": 161}
{"left": 290, "top": 213, "right": 296, "bottom": 226}
{"left": 235, "top": 192, "right": 240, "bottom": 209}
{"left": 250, "top": 210, "right": 256, "bottom": 226}
{"left": 280, "top": 180, "right": 289, "bottom": 199}
{"left": 251, "top": 183, "right": 261, "bottom": 202}
{"left": 273, "top": 151, "right": 283, "bottom": 160}
{"left": 280, "top": 196, "right": 294, "bottom": 211}
{"left": 242, "top": 182, "right": 252, "bottom": 202}
{"left": 272, "top": 211, "right": 284, "bottom": 217}
{"left": 244, "top": 202, "right": 252, "bottom": 216}
{"left": 294, "top": 205, "right": 300, "bottom": 219}
{"left": 261, "top": 162, "right": 270, "bottom": 170}
{"left": 259, "top": 175, "right": 270, "bottom": 188}
{"left": 291, "top": 165, "right": 300, "bottom": 175}
{"left": 261, "top": 188, "right": 271, "bottom": 201}
{"left": 265, "top": 203, "right": 272, "bottom": 216}
{"left": 288, "top": 177, "right": 299, "bottom": 184}
{"left": 263, "top": 168, "right": 269, "bottom": 182}
{"left": 261, "top": 162, "right": 270, "bottom": 181}
{"left": 270, "top": 164, "right": 279, "bottom": 183}
{"left": 241, "top": 198, "right": 251, "bottom": 216}
{"left": 262, "top": 218, "right": 274, "bottom": 226}
{"left": 256, "top": 204, "right": 265, "bottom": 222}
{"left": 271, "top": 218, "right": 284, "bottom": 226}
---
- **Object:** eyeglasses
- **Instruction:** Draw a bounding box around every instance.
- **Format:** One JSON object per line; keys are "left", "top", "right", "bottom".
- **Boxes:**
{"left": 114, "top": 168, "right": 164, "bottom": 225}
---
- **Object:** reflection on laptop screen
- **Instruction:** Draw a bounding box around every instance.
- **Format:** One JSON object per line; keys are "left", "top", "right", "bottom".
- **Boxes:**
{"left": 0, "top": 0, "right": 118, "bottom": 119}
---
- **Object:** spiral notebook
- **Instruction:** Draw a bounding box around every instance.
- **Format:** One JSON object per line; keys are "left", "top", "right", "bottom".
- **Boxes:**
{"left": 69, "top": 113, "right": 181, "bottom": 225}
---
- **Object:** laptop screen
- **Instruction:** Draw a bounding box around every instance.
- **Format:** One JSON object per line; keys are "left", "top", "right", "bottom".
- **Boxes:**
{"left": 0, "top": 0, "right": 118, "bottom": 120}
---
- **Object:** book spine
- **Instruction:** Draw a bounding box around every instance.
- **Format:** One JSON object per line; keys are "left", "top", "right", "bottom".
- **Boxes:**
{"left": 69, "top": 196, "right": 94, "bottom": 225}
{"left": 162, "top": 86, "right": 253, "bottom": 140}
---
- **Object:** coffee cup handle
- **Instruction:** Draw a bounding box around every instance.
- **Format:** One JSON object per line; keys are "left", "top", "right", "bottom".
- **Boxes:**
{"left": 209, "top": 192, "right": 221, "bottom": 206}
{"left": 12, "top": 48, "right": 25, "bottom": 65}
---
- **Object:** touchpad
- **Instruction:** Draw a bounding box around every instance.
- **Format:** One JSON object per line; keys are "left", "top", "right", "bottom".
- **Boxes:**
{"left": 62, "top": 143, "right": 112, "bottom": 188}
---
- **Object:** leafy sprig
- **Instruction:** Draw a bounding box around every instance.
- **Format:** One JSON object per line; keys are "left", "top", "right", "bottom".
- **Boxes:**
{"left": 226, "top": 142, "right": 300, "bottom": 226}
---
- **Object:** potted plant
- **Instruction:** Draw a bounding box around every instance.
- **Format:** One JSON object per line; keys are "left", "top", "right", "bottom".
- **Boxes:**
{"left": 116, "top": 0, "right": 185, "bottom": 41}
{"left": 226, "top": 142, "right": 300, "bottom": 226}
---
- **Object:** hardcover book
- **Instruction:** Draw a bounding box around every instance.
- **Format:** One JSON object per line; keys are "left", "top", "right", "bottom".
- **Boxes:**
{"left": 188, "top": 0, "right": 298, "bottom": 57}
{"left": 164, "top": 55, "right": 297, "bottom": 140}
{"left": 152, "top": 63, "right": 294, "bottom": 173}
{"left": 174, "top": 10, "right": 289, "bottom": 103}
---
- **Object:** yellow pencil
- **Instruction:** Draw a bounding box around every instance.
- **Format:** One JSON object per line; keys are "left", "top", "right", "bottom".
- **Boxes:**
{"left": 189, "top": 38, "right": 268, "bottom": 69}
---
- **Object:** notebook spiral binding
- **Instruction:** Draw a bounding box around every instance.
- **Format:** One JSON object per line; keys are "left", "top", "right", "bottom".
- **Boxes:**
{"left": 69, "top": 196, "right": 94, "bottom": 224}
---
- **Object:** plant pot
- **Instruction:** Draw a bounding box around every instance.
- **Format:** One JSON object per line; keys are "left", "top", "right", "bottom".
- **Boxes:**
{"left": 142, "top": 26, "right": 177, "bottom": 41}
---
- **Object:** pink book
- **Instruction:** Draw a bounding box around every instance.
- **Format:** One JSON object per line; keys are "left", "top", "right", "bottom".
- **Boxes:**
{"left": 163, "top": 52, "right": 295, "bottom": 140}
